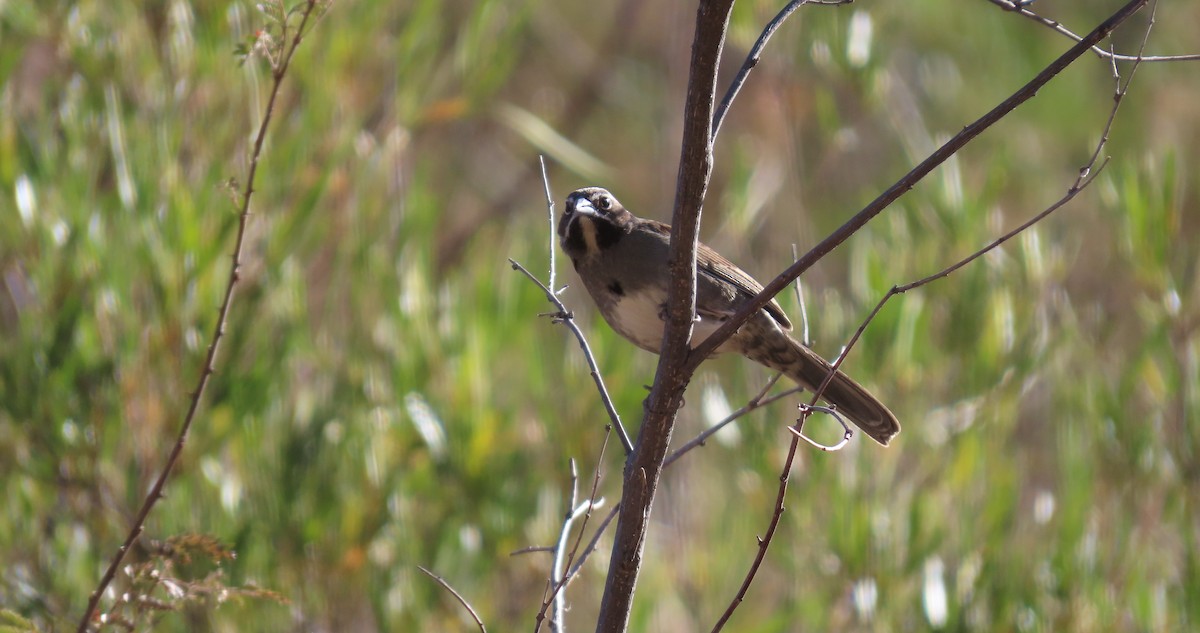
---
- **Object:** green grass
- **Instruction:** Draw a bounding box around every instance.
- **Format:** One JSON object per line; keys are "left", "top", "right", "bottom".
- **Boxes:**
{"left": 2, "top": 0, "right": 1198, "bottom": 631}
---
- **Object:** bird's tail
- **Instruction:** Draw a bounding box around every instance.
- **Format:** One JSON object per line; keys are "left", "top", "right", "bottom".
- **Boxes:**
{"left": 738, "top": 322, "right": 900, "bottom": 446}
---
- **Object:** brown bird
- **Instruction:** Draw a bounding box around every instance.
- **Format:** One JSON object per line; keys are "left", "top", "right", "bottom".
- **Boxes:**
{"left": 558, "top": 186, "right": 900, "bottom": 446}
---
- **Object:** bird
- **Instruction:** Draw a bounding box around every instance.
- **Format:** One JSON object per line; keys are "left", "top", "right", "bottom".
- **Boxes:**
{"left": 557, "top": 186, "right": 900, "bottom": 446}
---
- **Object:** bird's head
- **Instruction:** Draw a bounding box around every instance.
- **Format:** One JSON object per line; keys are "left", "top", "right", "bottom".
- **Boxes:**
{"left": 559, "top": 187, "right": 635, "bottom": 257}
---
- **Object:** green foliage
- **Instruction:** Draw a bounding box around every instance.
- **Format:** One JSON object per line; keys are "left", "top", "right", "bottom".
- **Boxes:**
{"left": 2, "top": 0, "right": 1198, "bottom": 631}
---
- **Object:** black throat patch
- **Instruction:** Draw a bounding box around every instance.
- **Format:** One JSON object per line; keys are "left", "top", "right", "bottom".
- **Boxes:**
{"left": 562, "top": 214, "right": 627, "bottom": 258}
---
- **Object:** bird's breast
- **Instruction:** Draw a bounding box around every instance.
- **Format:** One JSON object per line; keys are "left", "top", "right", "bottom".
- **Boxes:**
{"left": 604, "top": 288, "right": 668, "bottom": 353}
{"left": 599, "top": 286, "right": 740, "bottom": 355}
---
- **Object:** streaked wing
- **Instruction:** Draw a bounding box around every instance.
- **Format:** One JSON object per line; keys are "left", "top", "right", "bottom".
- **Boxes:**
{"left": 696, "top": 242, "right": 792, "bottom": 330}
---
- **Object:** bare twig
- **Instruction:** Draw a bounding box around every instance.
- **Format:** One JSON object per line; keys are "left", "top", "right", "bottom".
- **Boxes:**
{"left": 539, "top": 374, "right": 801, "bottom": 589}
{"left": 565, "top": 505, "right": 618, "bottom": 582}
{"left": 76, "top": 3, "right": 325, "bottom": 630}
{"left": 596, "top": 2, "right": 737, "bottom": 629}
{"left": 711, "top": 0, "right": 851, "bottom": 143}
{"left": 985, "top": 0, "right": 1196, "bottom": 62}
{"left": 536, "top": 430, "right": 610, "bottom": 633}
{"left": 509, "top": 259, "right": 634, "bottom": 455}
{"left": 665, "top": 375, "right": 800, "bottom": 467}
{"left": 540, "top": 156, "right": 557, "bottom": 294}
{"left": 791, "top": 244, "right": 812, "bottom": 346}
{"left": 788, "top": 404, "right": 851, "bottom": 452}
{"left": 510, "top": 165, "right": 634, "bottom": 455}
{"left": 824, "top": 0, "right": 1154, "bottom": 401}
{"left": 710, "top": 3, "right": 1152, "bottom": 630}
{"left": 688, "top": 0, "right": 1150, "bottom": 374}
{"left": 418, "top": 566, "right": 487, "bottom": 633}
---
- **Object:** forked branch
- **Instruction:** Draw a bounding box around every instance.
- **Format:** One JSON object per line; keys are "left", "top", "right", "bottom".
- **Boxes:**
{"left": 711, "top": 2, "right": 1153, "bottom": 630}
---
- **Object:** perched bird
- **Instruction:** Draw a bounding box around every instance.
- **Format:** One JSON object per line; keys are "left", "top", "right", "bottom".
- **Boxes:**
{"left": 558, "top": 186, "right": 900, "bottom": 446}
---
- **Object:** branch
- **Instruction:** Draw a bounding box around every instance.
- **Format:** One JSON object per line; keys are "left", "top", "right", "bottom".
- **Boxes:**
{"left": 710, "top": 3, "right": 1153, "bottom": 629}
{"left": 76, "top": 3, "right": 325, "bottom": 630}
{"left": 512, "top": 372, "right": 799, "bottom": 613}
{"left": 418, "top": 566, "right": 487, "bottom": 633}
{"left": 711, "top": 0, "right": 851, "bottom": 143}
{"left": 535, "top": 432, "right": 610, "bottom": 633}
{"left": 664, "top": 375, "right": 801, "bottom": 467}
{"left": 985, "top": 0, "right": 1197, "bottom": 62}
{"left": 687, "top": 0, "right": 1150, "bottom": 374}
{"left": 509, "top": 259, "right": 634, "bottom": 455}
{"left": 509, "top": 162, "right": 634, "bottom": 454}
{"left": 595, "top": 2, "right": 736, "bottom": 630}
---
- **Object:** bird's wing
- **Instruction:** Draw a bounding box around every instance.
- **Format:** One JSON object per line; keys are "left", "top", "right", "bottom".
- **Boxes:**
{"left": 639, "top": 218, "right": 793, "bottom": 330}
{"left": 696, "top": 242, "right": 793, "bottom": 331}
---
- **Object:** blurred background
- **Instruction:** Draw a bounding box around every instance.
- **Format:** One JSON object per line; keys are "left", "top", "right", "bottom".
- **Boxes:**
{"left": 2, "top": 0, "right": 1198, "bottom": 630}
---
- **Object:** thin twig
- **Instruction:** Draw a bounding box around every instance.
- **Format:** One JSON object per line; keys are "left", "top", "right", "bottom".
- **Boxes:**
{"left": 540, "top": 156, "right": 557, "bottom": 294}
{"left": 791, "top": 244, "right": 812, "bottom": 346}
{"left": 536, "top": 431, "right": 611, "bottom": 633}
{"left": 512, "top": 167, "right": 634, "bottom": 454}
{"left": 549, "top": 500, "right": 605, "bottom": 632}
{"left": 665, "top": 376, "right": 800, "bottom": 467}
{"left": 788, "top": 404, "right": 851, "bottom": 451}
{"left": 711, "top": 0, "right": 852, "bottom": 143}
{"left": 508, "top": 259, "right": 634, "bottom": 455}
{"left": 555, "top": 373, "right": 799, "bottom": 583}
{"left": 75, "top": 3, "right": 324, "bottom": 630}
{"left": 828, "top": 0, "right": 1153, "bottom": 371}
{"left": 985, "top": 0, "right": 1196, "bottom": 62}
{"left": 418, "top": 566, "right": 488, "bottom": 633}
{"left": 596, "top": 2, "right": 737, "bottom": 628}
{"left": 710, "top": 4, "right": 1152, "bottom": 630}
{"left": 549, "top": 460, "right": 580, "bottom": 633}
{"left": 688, "top": 0, "right": 1150, "bottom": 373}
{"left": 511, "top": 378, "right": 803, "bottom": 615}
{"left": 566, "top": 504, "right": 619, "bottom": 582}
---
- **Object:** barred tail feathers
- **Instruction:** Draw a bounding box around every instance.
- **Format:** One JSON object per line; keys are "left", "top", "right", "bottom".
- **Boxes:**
{"left": 738, "top": 324, "right": 900, "bottom": 446}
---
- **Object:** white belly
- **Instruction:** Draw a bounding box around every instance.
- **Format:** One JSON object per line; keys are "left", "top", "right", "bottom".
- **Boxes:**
{"left": 607, "top": 289, "right": 734, "bottom": 354}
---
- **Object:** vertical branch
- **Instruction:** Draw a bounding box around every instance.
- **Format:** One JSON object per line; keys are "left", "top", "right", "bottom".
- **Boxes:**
{"left": 686, "top": 0, "right": 1151, "bottom": 370}
{"left": 75, "top": 3, "right": 325, "bottom": 631}
{"left": 708, "top": 2, "right": 1151, "bottom": 630}
{"left": 594, "top": 1, "right": 736, "bottom": 631}
{"left": 540, "top": 156, "right": 557, "bottom": 294}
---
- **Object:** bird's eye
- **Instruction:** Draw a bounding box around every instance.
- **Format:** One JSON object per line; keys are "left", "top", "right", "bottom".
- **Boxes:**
{"left": 597, "top": 195, "right": 612, "bottom": 211}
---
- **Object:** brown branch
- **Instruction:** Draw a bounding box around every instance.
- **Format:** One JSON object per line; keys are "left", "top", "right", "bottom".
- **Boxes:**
{"left": 711, "top": 0, "right": 851, "bottom": 143}
{"left": 509, "top": 161, "right": 634, "bottom": 454}
{"left": 509, "top": 259, "right": 634, "bottom": 455}
{"left": 709, "top": 3, "right": 1152, "bottom": 630}
{"left": 834, "top": 0, "right": 1152, "bottom": 373}
{"left": 535, "top": 432, "right": 611, "bottom": 633}
{"left": 664, "top": 375, "right": 801, "bottom": 467}
{"left": 595, "top": 2, "right": 736, "bottom": 630}
{"left": 514, "top": 373, "right": 802, "bottom": 618}
{"left": 985, "top": 0, "right": 1196, "bottom": 62}
{"left": 76, "top": 3, "right": 325, "bottom": 631}
{"left": 418, "top": 566, "right": 487, "bottom": 633}
{"left": 687, "top": 0, "right": 1150, "bottom": 374}
{"left": 566, "top": 503, "right": 619, "bottom": 582}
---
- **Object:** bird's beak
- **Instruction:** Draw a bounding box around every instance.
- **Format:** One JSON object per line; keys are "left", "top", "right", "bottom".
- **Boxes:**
{"left": 570, "top": 197, "right": 598, "bottom": 217}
